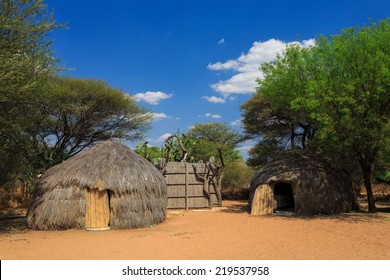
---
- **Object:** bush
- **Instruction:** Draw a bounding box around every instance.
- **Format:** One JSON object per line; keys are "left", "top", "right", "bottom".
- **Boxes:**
{"left": 221, "top": 160, "right": 254, "bottom": 200}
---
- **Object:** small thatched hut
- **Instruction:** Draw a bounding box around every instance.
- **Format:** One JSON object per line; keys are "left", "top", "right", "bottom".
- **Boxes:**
{"left": 27, "top": 141, "right": 167, "bottom": 230}
{"left": 249, "top": 149, "right": 357, "bottom": 215}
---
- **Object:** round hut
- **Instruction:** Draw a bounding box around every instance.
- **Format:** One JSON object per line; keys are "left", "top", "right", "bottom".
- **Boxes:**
{"left": 27, "top": 141, "right": 167, "bottom": 230}
{"left": 249, "top": 149, "right": 357, "bottom": 215}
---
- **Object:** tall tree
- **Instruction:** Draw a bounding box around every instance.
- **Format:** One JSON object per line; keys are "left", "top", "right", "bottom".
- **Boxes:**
{"left": 301, "top": 20, "right": 390, "bottom": 212}
{"left": 0, "top": 0, "right": 60, "bottom": 185}
{"left": 242, "top": 20, "right": 390, "bottom": 213}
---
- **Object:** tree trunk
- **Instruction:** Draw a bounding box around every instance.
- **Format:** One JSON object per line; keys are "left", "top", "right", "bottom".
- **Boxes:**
{"left": 203, "top": 180, "right": 212, "bottom": 209}
{"left": 356, "top": 149, "right": 377, "bottom": 213}
{"left": 290, "top": 125, "right": 295, "bottom": 149}
{"left": 363, "top": 173, "right": 376, "bottom": 213}
{"left": 211, "top": 174, "right": 223, "bottom": 207}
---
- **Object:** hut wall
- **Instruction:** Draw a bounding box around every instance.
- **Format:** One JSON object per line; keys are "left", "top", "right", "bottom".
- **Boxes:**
{"left": 164, "top": 162, "right": 218, "bottom": 209}
{"left": 109, "top": 189, "right": 166, "bottom": 229}
{"left": 27, "top": 185, "right": 86, "bottom": 230}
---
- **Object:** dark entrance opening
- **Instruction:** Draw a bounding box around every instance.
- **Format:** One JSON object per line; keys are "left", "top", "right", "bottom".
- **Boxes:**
{"left": 273, "top": 182, "right": 295, "bottom": 211}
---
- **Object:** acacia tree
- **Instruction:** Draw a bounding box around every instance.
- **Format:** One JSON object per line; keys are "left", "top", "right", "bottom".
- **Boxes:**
{"left": 32, "top": 76, "right": 151, "bottom": 165}
{"left": 187, "top": 122, "right": 242, "bottom": 163}
{"left": 188, "top": 123, "right": 252, "bottom": 200}
{"left": 299, "top": 20, "right": 390, "bottom": 213}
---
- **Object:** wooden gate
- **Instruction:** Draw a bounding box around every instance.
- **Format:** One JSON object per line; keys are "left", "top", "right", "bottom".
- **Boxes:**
{"left": 164, "top": 162, "right": 218, "bottom": 209}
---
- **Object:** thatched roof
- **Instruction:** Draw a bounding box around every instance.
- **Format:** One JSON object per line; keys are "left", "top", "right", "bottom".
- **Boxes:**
{"left": 27, "top": 141, "right": 167, "bottom": 230}
{"left": 249, "top": 149, "right": 357, "bottom": 215}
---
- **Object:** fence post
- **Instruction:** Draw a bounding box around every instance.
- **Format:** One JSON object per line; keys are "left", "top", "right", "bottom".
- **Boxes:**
{"left": 185, "top": 163, "right": 189, "bottom": 210}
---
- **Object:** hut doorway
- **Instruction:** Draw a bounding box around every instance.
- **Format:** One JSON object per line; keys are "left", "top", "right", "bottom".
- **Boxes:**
{"left": 273, "top": 182, "right": 295, "bottom": 211}
{"left": 85, "top": 189, "right": 110, "bottom": 230}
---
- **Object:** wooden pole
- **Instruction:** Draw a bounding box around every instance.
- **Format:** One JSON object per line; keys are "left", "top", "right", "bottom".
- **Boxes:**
{"left": 185, "top": 163, "right": 188, "bottom": 210}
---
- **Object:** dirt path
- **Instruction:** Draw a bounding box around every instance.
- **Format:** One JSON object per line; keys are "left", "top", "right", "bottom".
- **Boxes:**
{"left": 1, "top": 201, "right": 390, "bottom": 260}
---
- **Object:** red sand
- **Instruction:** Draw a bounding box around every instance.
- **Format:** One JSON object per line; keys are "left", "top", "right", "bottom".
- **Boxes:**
{"left": 1, "top": 201, "right": 389, "bottom": 260}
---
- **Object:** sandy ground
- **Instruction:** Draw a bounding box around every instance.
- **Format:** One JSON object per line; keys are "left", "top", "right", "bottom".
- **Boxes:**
{"left": 1, "top": 201, "right": 390, "bottom": 260}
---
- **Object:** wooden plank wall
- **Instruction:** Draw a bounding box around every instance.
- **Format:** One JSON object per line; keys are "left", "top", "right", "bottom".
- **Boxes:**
{"left": 164, "top": 162, "right": 218, "bottom": 209}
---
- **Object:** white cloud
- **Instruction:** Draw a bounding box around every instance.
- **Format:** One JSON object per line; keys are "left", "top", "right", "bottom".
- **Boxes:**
{"left": 202, "top": 96, "right": 226, "bottom": 104}
{"left": 208, "top": 38, "right": 315, "bottom": 97}
{"left": 230, "top": 119, "right": 242, "bottom": 126}
{"left": 218, "top": 38, "right": 225, "bottom": 45}
{"left": 302, "top": 39, "right": 316, "bottom": 48}
{"left": 207, "top": 60, "right": 239, "bottom": 71}
{"left": 152, "top": 112, "right": 169, "bottom": 120}
{"left": 157, "top": 133, "right": 172, "bottom": 142}
{"left": 205, "top": 113, "right": 222, "bottom": 119}
{"left": 211, "top": 71, "right": 262, "bottom": 95}
{"left": 133, "top": 91, "right": 173, "bottom": 105}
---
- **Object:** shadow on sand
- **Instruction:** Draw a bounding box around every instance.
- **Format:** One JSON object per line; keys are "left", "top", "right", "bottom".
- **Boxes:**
{"left": 0, "top": 215, "right": 28, "bottom": 233}
{"left": 220, "top": 200, "right": 390, "bottom": 224}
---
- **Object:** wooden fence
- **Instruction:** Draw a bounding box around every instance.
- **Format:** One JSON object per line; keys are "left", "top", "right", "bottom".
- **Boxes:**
{"left": 163, "top": 162, "right": 218, "bottom": 209}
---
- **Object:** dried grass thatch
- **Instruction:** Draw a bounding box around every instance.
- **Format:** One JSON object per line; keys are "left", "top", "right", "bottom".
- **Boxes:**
{"left": 249, "top": 149, "right": 358, "bottom": 215}
{"left": 27, "top": 141, "right": 167, "bottom": 230}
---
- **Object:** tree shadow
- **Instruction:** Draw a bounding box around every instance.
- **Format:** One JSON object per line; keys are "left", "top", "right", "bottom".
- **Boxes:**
{"left": 0, "top": 215, "right": 28, "bottom": 233}
{"left": 267, "top": 208, "right": 390, "bottom": 223}
{"left": 220, "top": 200, "right": 250, "bottom": 213}
{"left": 221, "top": 200, "right": 390, "bottom": 223}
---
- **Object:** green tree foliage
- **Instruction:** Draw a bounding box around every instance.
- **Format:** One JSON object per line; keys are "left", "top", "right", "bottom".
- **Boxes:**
{"left": 2, "top": 75, "right": 152, "bottom": 193}
{"left": 187, "top": 123, "right": 252, "bottom": 193}
{"left": 242, "top": 44, "right": 316, "bottom": 152}
{"left": 222, "top": 159, "right": 254, "bottom": 199}
{"left": 300, "top": 20, "right": 390, "bottom": 212}
{"left": 34, "top": 76, "right": 151, "bottom": 160}
{"left": 134, "top": 140, "right": 165, "bottom": 163}
{"left": 188, "top": 122, "right": 241, "bottom": 148}
{"left": 0, "top": 0, "right": 58, "bottom": 99}
{"left": 0, "top": 0, "right": 60, "bottom": 186}
{"left": 0, "top": 2, "right": 152, "bottom": 190}
{"left": 188, "top": 122, "right": 242, "bottom": 164}
{"left": 246, "top": 139, "right": 284, "bottom": 169}
{"left": 242, "top": 19, "right": 390, "bottom": 212}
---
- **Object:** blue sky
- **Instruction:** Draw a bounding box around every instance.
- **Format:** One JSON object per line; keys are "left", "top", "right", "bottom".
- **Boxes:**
{"left": 44, "top": 0, "right": 390, "bottom": 156}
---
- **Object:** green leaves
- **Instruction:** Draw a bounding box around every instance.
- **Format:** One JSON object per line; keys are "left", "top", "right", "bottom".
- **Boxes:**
{"left": 242, "top": 43, "right": 316, "bottom": 151}
{"left": 0, "top": 0, "right": 61, "bottom": 188}
{"left": 243, "top": 18, "right": 390, "bottom": 212}
{"left": 37, "top": 76, "right": 151, "bottom": 156}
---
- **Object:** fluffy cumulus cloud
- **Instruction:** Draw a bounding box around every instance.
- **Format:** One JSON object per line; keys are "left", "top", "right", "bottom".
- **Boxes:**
{"left": 157, "top": 133, "right": 172, "bottom": 142}
{"left": 205, "top": 113, "right": 222, "bottom": 119}
{"left": 152, "top": 112, "right": 169, "bottom": 120}
{"left": 208, "top": 38, "right": 315, "bottom": 97}
{"left": 133, "top": 91, "right": 173, "bottom": 105}
{"left": 202, "top": 96, "right": 226, "bottom": 104}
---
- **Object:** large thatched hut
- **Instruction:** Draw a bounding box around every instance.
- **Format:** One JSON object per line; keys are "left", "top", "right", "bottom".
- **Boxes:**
{"left": 27, "top": 141, "right": 167, "bottom": 230}
{"left": 249, "top": 149, "right": 357, "bottom": 215}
